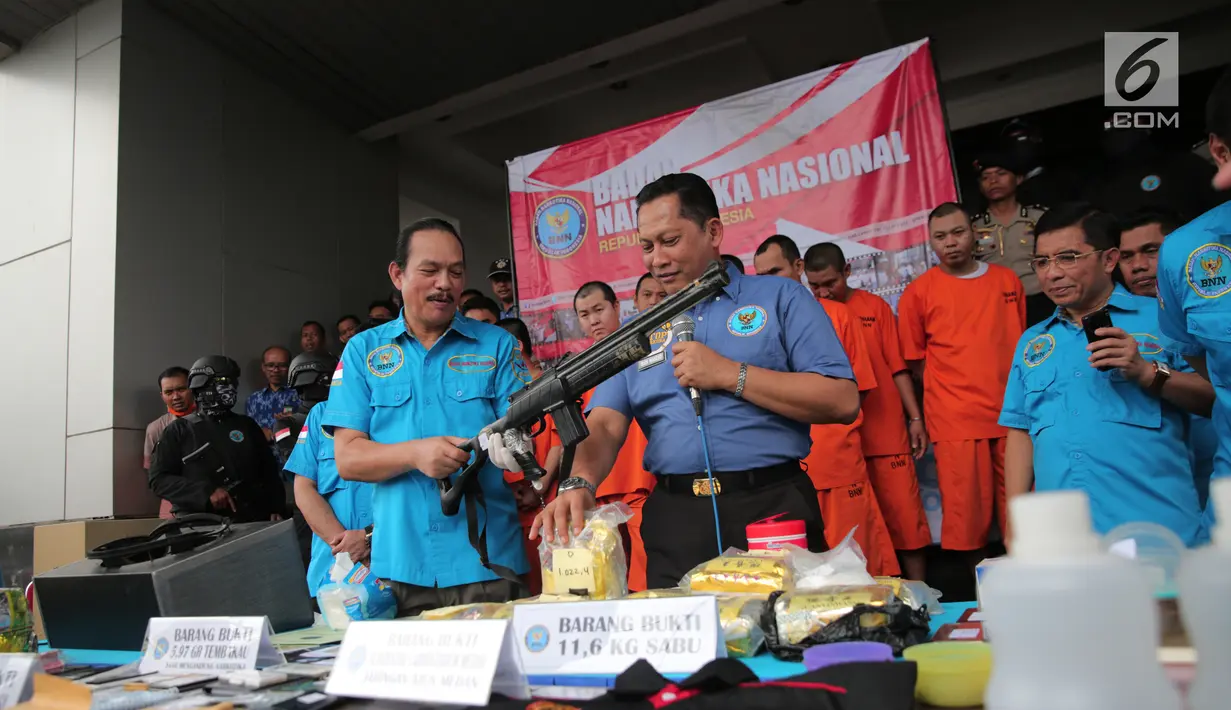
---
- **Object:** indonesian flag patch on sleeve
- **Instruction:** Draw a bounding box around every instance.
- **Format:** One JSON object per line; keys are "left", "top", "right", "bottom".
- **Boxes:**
{"left": 331, "top": 362, "right": 344, "bottom": 385}
{"left": 296, "top": 427, "right": 308, "bottom": 441}
{"left": 275, "top": 428, "right": 291, "bottom": 442}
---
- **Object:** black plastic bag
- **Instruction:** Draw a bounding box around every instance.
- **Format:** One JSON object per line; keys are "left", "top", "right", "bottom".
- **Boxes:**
{"left": 760, "top": 590, "right": 931, "bottom": 662}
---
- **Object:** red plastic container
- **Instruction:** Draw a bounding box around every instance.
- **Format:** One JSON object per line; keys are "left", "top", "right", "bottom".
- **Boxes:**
{"left": 746, "top": 514, "right": 807, "bottom": 551}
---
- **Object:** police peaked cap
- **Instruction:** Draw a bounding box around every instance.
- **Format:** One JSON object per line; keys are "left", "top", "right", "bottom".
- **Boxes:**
{"left": 188, "top": 355, "right": 240, "bottom": 389}
{"left": 289, "top": 351, "right": 338, "bottom": 390}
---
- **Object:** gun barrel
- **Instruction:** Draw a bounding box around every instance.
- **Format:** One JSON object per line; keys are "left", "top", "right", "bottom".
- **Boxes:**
{"left": 542, "top": 260, "right": 730, "bottom": 397}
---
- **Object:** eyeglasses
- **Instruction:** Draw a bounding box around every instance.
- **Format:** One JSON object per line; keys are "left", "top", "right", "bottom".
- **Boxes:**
{"left": 263, "top": 362, "right": 289, "bottom": 369}
{"left": 1029, "top": 249, "right": 1106, "bottom": 272}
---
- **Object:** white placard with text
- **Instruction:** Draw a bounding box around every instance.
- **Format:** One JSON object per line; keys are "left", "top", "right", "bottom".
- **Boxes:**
{"left": 0, "top": 655, "right": 39, "bottom": 709}
{"left": 325, "top": 619, "right": 526, "bottom": 706}
{"left": 140, "top": 617, "right": 284, "bottom": 674}
{"left": 512, "top": 596, "right": 723, "bottom": 676}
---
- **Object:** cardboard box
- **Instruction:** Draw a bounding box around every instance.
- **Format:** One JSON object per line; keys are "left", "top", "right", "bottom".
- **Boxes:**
{"left": 32, "top": 518, "right": 164, "bottom": 638}
{"left": 974, "top": 555, "right": 1006, "bottom": 611}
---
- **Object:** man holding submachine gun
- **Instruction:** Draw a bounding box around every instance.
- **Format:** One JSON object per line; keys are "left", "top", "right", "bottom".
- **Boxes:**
{"left": 325, "top": 216, "right": 734, "bottom": 617}
{"left": 526, "top": 173, "right": 859, "bottom": 589}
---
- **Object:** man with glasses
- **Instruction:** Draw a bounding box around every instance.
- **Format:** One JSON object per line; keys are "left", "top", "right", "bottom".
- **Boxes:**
{"left": 246, "top": 345, "right": 300, "bottom": 463}
{"left": 1119, "top": 209, "right": 1218, "bottom": 508}
{"left": 1000, "top": 202, "right": 1212, "bottom": 545}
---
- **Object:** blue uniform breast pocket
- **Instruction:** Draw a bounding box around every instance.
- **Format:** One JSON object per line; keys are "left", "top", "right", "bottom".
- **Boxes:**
{"left": 1104, "top": 373, "right": 1162, "bottom": 430}
{"left": 446, "top": 373, "right": 497, "bottom": 428}
{"left": 720, "top": 305, "right": 789, "bottom": 372}
{"left": 1187, "top": 310, "right": 1231, "bottom": 346}
{"left": 1023, "top": 368, "right": 1057, "bottom": 437}
{"left": 370, "top": 385, "right": 412, "bottom": 441}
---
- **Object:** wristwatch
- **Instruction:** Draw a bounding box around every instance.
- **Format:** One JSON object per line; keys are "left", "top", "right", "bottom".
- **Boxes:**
{"left": 1147, "top": 361, "right": 1172, "bottom": 396}
{"left": 364, "top": 524, "right": 374, "bottom": 548}
{"left": 557, "top": 477, "right": 597, "bottom": 498}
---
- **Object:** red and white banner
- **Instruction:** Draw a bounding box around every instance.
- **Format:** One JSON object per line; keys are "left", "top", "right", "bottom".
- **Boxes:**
{"left": 508, "top": 39, "right": 956, "bottom": 361}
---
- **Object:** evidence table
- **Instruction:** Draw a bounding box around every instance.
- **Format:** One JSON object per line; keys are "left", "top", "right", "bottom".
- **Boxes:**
{"left": 48, "top": 601, "right": 975, "bottom": 678}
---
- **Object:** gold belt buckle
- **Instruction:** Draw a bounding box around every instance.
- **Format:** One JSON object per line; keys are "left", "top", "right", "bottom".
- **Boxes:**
{"left": 692, "top": 478, "right": 721, "bottom": 497}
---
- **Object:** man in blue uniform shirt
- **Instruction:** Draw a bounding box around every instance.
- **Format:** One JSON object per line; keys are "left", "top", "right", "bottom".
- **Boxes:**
{"left": 1001, "top": 203, "right": 1213, "bottom": 545}
{"left": 531, "top": 173, "right": 859, "bottom": 588}
{"left": 1157, "top": 68, "right": 1231, "bottom": 527}
{"left": 325, "top": 218, "right": 528, "bottom": 616}
{"left": 1117, "top": 209, "right": 1218, "bottom": 508}
{"left": 284, "top": 352, "right": 374, "bottom": 598}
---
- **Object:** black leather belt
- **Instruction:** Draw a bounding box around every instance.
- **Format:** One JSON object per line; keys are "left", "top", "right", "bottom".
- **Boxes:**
{"left": 653, "top": 461, "right": 803, "bottom": 497}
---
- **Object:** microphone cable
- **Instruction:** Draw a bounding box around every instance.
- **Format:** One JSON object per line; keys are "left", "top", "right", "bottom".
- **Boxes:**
{"left": 696, "top": 413, "right": 724, "bottom": 556}
{"left": 669, "top": 313, "right": 724, "bottom": 556}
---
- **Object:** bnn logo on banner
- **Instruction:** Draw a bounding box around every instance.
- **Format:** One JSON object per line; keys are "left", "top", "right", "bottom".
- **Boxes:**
{"left": 508, "top": 39, "right": 957, "bottom": 361}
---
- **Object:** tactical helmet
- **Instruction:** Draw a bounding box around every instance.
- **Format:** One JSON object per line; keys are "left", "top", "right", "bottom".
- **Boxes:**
{"left": 188, "top": 355, "right": 240, "bottom": 415}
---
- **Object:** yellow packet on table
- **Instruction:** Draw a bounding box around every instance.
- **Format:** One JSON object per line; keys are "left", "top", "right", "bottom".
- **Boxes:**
{"left": 718, "top": 595, "right": 767, "bottom": 658}
{"left": 540, "top": 502, "right": 632, "bottom": 600}
{"left": 684, "top": 554, "right": 793, "bottom": 594}
{"left": 0, "top": 588, "right": 34, "bottom": 653}
{"left": 773, "top": 585, "right": 893, "bottom": 644}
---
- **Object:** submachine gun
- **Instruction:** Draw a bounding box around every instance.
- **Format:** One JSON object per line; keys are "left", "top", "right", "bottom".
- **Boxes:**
{"left": 439, "top": 260, "right": 731, "bottom": 516}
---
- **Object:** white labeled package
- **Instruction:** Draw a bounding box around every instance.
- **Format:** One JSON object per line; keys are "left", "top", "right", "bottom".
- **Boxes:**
{"left": 316, "top": 552, "right": 395, "bottom": 628}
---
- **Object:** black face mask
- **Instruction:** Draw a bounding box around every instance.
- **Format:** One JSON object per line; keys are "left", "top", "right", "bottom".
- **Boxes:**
{"left": 197, "top": 378, "right": 238, "bottom": 415}
{"left": 298, "top": 382, "right": 330, "bottom": 406}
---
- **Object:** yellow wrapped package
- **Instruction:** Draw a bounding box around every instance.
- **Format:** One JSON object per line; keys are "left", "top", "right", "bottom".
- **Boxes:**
{"left": 683, "top": 552, "right": 793, "bottom": 594}
{"left": 773, "top": 585, "right": 893, "bottom": 644}
{"left": 418, "top": 603, "right": 512, "bottom": 620}
{"left": 718, "top": 595, "right": 766, "bottom": 658}
{"left": 540, "top": 502, "right": 632, "bottom": 599}
{"left": 873, "top": 576, "right": 939, "bottom": 613}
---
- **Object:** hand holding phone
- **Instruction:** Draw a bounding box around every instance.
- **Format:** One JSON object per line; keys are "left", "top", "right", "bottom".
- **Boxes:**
{"left": 1081, "top": 307, "right": 1114, "bottom": 344}
{"left": 1082, "top": 307, "right": 1115, "bottom": 371}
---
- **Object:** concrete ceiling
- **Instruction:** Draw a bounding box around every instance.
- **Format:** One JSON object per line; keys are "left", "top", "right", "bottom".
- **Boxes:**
{"left": 0, "top": 0, "right": 92, "bottom": 56}
{"left": 9, "top": 0, "right": 1229, "bottom": 198}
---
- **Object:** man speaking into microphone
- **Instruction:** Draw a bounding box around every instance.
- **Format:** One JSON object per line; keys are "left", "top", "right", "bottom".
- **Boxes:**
{"left": 531, "top": 173, "right": 858, "bottom": 587}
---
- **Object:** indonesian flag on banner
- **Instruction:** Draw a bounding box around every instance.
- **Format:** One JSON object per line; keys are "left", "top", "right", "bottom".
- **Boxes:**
{"left": 275, "top": 428, "right": 292, "bottom": 442}
{"left": 507, "top": 38, "right": 956, "bottom": 362}
{"left": 331, "top": 362, "right": 344, "bottom": 385}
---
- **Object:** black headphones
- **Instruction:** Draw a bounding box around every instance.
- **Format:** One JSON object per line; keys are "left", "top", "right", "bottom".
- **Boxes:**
{"left": 87, "top": 514, "right": 232, "bottom": 568}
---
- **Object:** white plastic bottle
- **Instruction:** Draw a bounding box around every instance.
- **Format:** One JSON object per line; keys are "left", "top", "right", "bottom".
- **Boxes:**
{"left": 1178, "top": 478, "right": 1231, "bottom": 710}
{"left": 981, "top": 490, "right": 1179, "bottom": 710}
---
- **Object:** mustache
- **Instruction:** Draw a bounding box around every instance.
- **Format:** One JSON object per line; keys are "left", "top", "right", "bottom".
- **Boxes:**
{"left": 427, "top": 292, "right": 454, "bottom": 303}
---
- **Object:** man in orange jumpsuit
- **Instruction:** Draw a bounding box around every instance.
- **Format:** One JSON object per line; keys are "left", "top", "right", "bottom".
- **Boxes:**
{"left": 754, "top": 236, "right": 899, "bottom": 576}
{"left": 897, "top": 202, "right": 1026, "bottom": 565}
{"left": 803, "top": 243, "right": 932, "bottom": 580}
{"left": 562, "top": 281, "right": 657, "bottom": 591}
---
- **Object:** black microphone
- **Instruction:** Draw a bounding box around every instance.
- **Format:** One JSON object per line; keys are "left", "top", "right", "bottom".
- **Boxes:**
{"left": 670, "top": 314, "right": 703, "bottom": 416}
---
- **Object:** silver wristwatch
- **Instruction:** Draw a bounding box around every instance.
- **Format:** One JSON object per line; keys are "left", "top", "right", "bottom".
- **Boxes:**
{"left": 557, "top": 477, "right": 597, "bottom": 498}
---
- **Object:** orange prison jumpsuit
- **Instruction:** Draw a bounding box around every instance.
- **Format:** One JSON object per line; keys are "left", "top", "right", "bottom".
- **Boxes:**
{"left": 803, "top": 299, "right": 900, "bottom": 576}
{"left": 845, "top": 288, "right": 932, "bottom": 552}
{"left": 897, "top": 264, "right": 1026, "bottom": 550}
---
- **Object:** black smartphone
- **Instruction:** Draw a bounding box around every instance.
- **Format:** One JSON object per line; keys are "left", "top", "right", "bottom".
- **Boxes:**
{"left": 1082, "top": 306, "right": 1114, "bottom": 344}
